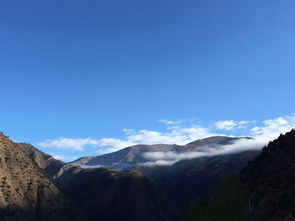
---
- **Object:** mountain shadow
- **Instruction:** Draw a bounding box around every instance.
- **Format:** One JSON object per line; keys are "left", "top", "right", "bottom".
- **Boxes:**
{"left": 240, "top": 129, "right": 295, "bottom": 221}
{"left": 143, "top": 150, "right": 259, "bottom": 212}
{"left": 55, "top": 166, "right": 180, "bottom": 221}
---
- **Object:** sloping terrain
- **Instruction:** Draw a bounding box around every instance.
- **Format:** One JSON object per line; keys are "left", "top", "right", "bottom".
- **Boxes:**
{"left": 18, "top": 143, "right": 64, "bottom": 177}
{"left": 142, "top": 150, "right": 259, "bottom": 211}
{"left": 55, "top": 166, "right": 179, "bottom": 221}
{"left": 15, "top": 135, "right": 265, "bottom": 221}
{"left": 0, "top": 133, "right": 85, "bottom": 221}
{"left": 72, "top": 144, "right": 181, "bottom": 169}
{"left": 240, "top": 129, "right": 295, "bottom": 221}
{"left": 19, "top": 143, "right": 180, "bottom": 221}
{"left": 73, "top": 136, "right": 251, "bottom": 169}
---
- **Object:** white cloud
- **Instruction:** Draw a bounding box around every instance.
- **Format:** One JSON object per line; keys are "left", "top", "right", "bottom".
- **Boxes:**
{"left": 38, "top": 114, "right": 295, "bottom": 160}
{"left": 99, "top": 125, "right": 214, "bottom": 153}
{"left": 140, "top": 137, "right": 266, "bottom": 167}
{"left": 96, "top": 138, "right": 137, "bottom": 153}
{"left": 52, "top": 154, "right": 79, "bottom": 162}
{"left": 251, "top": 115, "right": 295, "bottom": 141}
{"left": 159, "top": 119, "right": 183, "bottom": 125}
{"left": 39, "top": 137, "right": 99, "bottom": 151}
{"left": 52, "top": 155, "right": 65, "bottom": 161}
{"left": 139, "top": 137, "right": 261, "bottom": 167}
{"left": 140, "top": 114, "right": 295, "bottom": 166}
{"left": 215, "top": 120, "right": 250, "bottom": 130}
{"left": 38, "top": 124, "right": 214, "bottom": 153}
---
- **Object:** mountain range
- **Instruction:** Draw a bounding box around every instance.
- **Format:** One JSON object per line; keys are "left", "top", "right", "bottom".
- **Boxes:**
{"left": 72, "top": 136, "right": 253, "bottom": 169}
{"left": 0, "top": 130, "right": 294, "bottom": 220}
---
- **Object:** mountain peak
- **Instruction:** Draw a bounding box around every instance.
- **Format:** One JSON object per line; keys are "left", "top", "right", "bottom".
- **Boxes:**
{"left": 73, "top": 135, "right": 252, "bottom": 169}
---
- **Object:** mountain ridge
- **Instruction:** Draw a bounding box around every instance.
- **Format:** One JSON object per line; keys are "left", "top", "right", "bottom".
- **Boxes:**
{"left": 72, "top": 135, "right": 254, "bottom": 169}
{"left": 240, "top": 129, "right": 295, "bottom": 221}
{"left": 0, "top": 132, "right": 85, "bottom": 221}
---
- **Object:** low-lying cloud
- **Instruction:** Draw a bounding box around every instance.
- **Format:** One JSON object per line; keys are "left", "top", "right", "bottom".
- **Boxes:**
{"left": 140, "top": 115, "right": 295, "bottom": 166}
{"left": 38, "top": 114, "right": 295, "bottom": 163}
{"left": 140, "top": 137, "right": 264, "bottom": 167}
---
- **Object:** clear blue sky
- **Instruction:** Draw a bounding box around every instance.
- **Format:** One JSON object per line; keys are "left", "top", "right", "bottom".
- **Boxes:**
{"left": 0, "top": 0, "right": 295, "bottom": 160}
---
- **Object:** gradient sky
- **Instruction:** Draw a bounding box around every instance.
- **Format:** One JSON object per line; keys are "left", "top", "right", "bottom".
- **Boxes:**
{"left": 1, "top": 0, "right": 295, "bottom": 161}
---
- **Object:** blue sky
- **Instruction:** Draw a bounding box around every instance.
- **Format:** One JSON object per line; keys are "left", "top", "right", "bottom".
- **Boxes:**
{"left": 0, "top": 0, "right": 295, "bottom": 161}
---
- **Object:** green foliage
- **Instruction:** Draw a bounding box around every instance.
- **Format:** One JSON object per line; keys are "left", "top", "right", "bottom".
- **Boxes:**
{"left": 181, "top": 174, "right": 248, "bottom": 221}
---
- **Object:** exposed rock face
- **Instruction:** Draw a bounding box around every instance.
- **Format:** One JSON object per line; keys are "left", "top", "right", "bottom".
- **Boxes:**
{"left": 240, "top": 130, "right": 295, "bottom": 221}
{"left": 55, "top": 166, "right": 180, "bottom": 221}
{"left": 18, "top": 143, "right": 64, "bottom": 177}
{"left": 0, "top": 133, "right": 85, "bottom": 221}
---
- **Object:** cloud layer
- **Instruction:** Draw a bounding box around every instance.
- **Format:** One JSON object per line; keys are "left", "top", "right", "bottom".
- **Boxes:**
{"left": 214, "top": 120, "right": 251, "bottom": 130}
{"left": 139, "top": 114, "right": 295, "bottom": 166}
{"left": 38, "top": 114, "right": 295, "bottom": 163}
{"left": 39, "top": 123, "right": 214, "bottom": 153}
{"left": 140, "top": 137, "right": 265, "bottom": 167}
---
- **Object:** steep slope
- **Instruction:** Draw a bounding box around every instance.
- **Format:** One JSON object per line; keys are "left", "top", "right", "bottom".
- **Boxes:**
{"left": 18, "top": 143, "right": 64, "bottom": 177}
{"left": 143, "top": 150, "right": 259, "bottom": 212}
{"left": 73, "top": 136, "right": 250, "bottom": 169}
{"left": 240, "top": 129, "right": 295, "bottom": 221}
{"left": 0, "top": 133, "right": 85, "bottom": 221}
{"left": 55, "top": 165, "right": 180, "bottom": 221}
{"left": 184, "top": 136, "right": 252, "bottom": 151}
{"left": 72, "top": 144, "right": 180, "bottom": 169}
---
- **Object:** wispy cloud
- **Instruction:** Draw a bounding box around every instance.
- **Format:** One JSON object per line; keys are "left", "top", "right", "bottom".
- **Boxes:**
{"left": 140, "top": 138, "right": 264, "bottom": 167}
{"left": 215, "top": 120, "right": 251, "bottom": 130}
{"left": 251, "top": 115, "right": 295, "bottom": 139}
{"left": 98, "top": 125, "right": 214, "bottom": 153}
{"left": 140, "top": 114, "right": 295, "bottom": 166}
{"left": 52, "top": 154, "right": 79, "bottom": 162}
{"left": 39, "top": 138, "right": 99, "bottom": 151}
{"left": 38, "top": 124, "right": 214, "bottom": 153}
{"left": 38, "top": 114, "right": 295, "bottom": 160}
{"left": 159, "top": 119, "right": 183, "bottom": 126}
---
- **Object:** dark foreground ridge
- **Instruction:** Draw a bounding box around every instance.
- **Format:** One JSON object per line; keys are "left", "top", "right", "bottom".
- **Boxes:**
{"left": 182, "top": 129, "right": 295, "bottom": 221}
{"left": 241, "top": 129, "right": 295, "bottom": 221}
{"left": 55, "top": 166, "right": 179, "bottom": 221}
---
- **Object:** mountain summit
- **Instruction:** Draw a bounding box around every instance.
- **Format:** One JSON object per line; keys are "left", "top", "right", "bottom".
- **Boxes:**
{"left": 72, "top": 136, "right": 253, "bottom": 169}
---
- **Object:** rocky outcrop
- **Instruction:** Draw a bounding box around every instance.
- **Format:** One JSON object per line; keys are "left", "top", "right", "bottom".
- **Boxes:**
{"left": 18, "top": 143, "right": 64, "bottom": 177}
{"left": 0, "top": 133, "right": 85, "bottom": 221}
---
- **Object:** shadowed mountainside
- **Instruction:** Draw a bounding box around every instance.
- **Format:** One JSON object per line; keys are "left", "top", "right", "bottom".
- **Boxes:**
{"left": 241, "top": 129, "right": 295, "bottom": 221}
{"left": 21, "top": 136, "right": 260, "bottom": 217}
{"left": 20, "top": 143, "right": 180, "bottom": 221}
{"left": 17, "top": 135, "right": 267, "bottom": 220}
{"left": 142, "top": 150, "right": 259, "bottom": 212}
{"left": 55, "top": 166, "right": 180, "bottom": 221}
{"left": 181, "top": 129, "right": 295, "bottom": 221}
